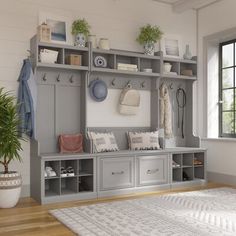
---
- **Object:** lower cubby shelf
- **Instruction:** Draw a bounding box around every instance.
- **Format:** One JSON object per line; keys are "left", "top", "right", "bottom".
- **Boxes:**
{"left": 44, "top": 158, "right": 94, "bottom": 197}
{"left": 172, "top": 151, "right": 205, "bottom": 184}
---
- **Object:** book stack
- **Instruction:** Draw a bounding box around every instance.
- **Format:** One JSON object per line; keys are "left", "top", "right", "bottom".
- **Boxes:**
{"left": 117, "top": 63, "right": 138, "bottom": 72}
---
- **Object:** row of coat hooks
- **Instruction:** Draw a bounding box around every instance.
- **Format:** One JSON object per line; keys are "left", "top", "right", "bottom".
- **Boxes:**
{"left": 110, "top": 78, "right": 146, "bottom": 88}
{"left": 160, "top": 82, "right": 184, "bottom": 90}
{"left": 41, "top": 73, "right": 75, "bottom": 83}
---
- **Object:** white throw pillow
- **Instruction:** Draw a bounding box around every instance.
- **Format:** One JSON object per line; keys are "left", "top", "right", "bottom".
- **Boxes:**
{"left": 88, "top": 132, "right": 119, "bottom": 153}
{"left": 127, "top": 131, "right": 160, "bottom": 150}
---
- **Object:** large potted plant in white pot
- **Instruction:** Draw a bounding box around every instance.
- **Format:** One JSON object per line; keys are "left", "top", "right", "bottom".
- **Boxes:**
{"left": 0, "top": 88, "right": 24, "bottom": 208}
{"left": 136, "top": 24, "right": 163, "bottom": 56}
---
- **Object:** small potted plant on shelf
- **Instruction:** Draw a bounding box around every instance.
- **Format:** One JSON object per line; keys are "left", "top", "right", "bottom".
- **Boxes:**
{"left": 136, "top": 24, "right": 163, "bottom": 56}
{"left": 72, "top": 18, "right": 90, "bottom": 47}
{"left": 0, "top": 88, "right": 24, "bottom": 208}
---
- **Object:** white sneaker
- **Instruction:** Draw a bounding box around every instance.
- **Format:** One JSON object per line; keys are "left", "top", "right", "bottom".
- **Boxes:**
{"left": 45, "top": 166, "right": 57, "bottom": 177}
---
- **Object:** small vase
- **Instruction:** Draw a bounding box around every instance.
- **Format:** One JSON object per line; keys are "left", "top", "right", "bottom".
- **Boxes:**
{"left": 144, "top": 42, "right": 155, "bottom": 56}
{"left": 88, "top": 35, "right": 97, "bottom": 48}
{"left": 75, "top": 33, "right": 86, "bottom": 47}
{"left": 183, "top": 44, "right": 192, "bottom": 60}
{"left": 99, "top": 38, "right": 110, "bottom": 50}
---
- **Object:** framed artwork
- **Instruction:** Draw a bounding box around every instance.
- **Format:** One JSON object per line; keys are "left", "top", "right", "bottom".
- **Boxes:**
{"left": 161, "top": 35, "right": 182, "bottom": 58}
{"left": 39, "top": 12, "right": 72, "bottom": 45}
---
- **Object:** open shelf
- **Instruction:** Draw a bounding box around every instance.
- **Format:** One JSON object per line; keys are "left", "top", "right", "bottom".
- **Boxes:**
{"left": 172, "top": 152, "right": 205, "bottom": 184}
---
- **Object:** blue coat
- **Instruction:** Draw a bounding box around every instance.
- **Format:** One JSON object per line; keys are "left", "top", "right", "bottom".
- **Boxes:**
{"left": 17, "top": 59, "right": 37, "bottom": 138}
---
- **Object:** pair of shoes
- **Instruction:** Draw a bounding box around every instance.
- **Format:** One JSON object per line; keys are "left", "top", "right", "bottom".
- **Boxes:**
{"left": 61, "top": 166, "right": 75, "bottom": 177}
{"left": 45, "top": 166, "right": 57, "bottom": 177}
{"left": 172, "top": 160, "right": 180, "bottom": 168}
{"left": 194, "top": 158, "right": 203, "bottom": 165}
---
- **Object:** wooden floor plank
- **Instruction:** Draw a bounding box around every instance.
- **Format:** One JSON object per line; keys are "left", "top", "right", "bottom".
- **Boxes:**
{"left": 0, "top": 182, "right": 232, "bottom": 236}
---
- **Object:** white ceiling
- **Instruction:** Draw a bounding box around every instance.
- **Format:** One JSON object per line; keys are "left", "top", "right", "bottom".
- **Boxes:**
{"left": 154, "top": 0, "right": 222, "bottom": 12}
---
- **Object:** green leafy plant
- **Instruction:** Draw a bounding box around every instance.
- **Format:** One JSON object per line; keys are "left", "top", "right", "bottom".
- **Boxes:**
{"left": 72, "top": 18, "right": 90, "bottom": 36}
{"left": 0, "top": 88, "right": 24, "bottom": 174}
{"left": 136, "top": 24, "right": 163, "bottom": 45}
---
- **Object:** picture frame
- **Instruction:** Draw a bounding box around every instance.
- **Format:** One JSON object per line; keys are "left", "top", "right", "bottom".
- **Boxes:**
{"left": 39, "top": 12, "right": 73, "bottom": 45}
{"left": 160, "top": 34, "right": 182, "bottom": 58}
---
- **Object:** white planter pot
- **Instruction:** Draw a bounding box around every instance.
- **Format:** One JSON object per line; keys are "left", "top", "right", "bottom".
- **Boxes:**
{"left": 0, "top": 172, "right": 22, "bottom": 208}
{"left": 75, "top": 33, "right": 86, "bottom": 47}
{"left": 144, "top": 42, "right": 155, "bottom": 56}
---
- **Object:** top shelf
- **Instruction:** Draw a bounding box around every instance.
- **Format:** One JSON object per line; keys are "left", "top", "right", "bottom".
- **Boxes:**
{"left": 31, "top": 36, "right": 197, "bottom": 80}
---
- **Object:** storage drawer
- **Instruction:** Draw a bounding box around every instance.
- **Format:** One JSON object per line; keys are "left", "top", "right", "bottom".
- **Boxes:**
{"left": 99, "top": 157, "right": 134, "bottom": 191}
{"left": 137, "top": 155, "right": 168, "bottom": 186}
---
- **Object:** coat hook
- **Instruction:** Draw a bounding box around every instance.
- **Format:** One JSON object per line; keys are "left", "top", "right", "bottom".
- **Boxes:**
{"left": 69, "top": 75, "right": 74, "bottom": 83}
{"left": 141, "top": 81, "right": 146, "bottom": 88}
{"left": 56, "top": 74, "right": 61, "bottom": 82}
{"left": 42, "top": 73, "right": 47, "bottom": 81}
{"left": 126, "top": 80, "right": 132, "bottom": 87}
{"left": 111, "top": 78, "right": 116, "bottom": 86}
{"left": 169, "top": 83, "right": 173, "bottom": 90}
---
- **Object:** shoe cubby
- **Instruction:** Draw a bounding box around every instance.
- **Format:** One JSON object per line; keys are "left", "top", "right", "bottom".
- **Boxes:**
{"left": 172, "top": 152, "right": 205, "bottom": 184}
{"left": 45, "top": 178, "right": 60, "bottom": 197}
{"left": 45, "top": 161, "right": 60, "bottom": 178}
{"left": 78, "top": 159, "right": 93, "bottom": 176}
{"left": 182, "top": 167, "right": 193, "bottom": 181}
{"left": 61, "top": 177, "right": 78, "bottom": 195}
{"left": 64, "top": 48, "right": 89, "bottom": 67}
{"left": 182, "top": 153, "right": 194, "bottom": 168}
{"left": 172, "top": 168, "right": 182, "bottom": 182}
{"left": 194, "top": 153, "right": 205, "bottom": 179}
{"left": 60, "top": 160, "right": 77, "bottom": 178}
{"left": 172, "top": 154, "right": 182, "bottom": 169}
{"left": 79, "top": 176, "right": 93, "bottom": 192}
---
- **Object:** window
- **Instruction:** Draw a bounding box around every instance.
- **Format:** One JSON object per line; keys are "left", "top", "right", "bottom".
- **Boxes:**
{"left": 219, "top": 40, "right": 236, "bottom": 137}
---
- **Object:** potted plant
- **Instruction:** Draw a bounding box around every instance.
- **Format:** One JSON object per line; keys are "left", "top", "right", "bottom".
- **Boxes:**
{"left": 0, "top": 88, "right": 24, "bottom": 208}
{"left": 72, "top": 18, "right": 90, "bottom": 47}
{"left": 136, "top": 24, "right": 163, "bottom": 56}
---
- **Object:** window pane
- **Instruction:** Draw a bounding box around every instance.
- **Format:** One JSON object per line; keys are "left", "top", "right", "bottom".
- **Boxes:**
{"left": 222, "top": 43, "right": 234, "bottom": 68}
{"left": 222, "top": 68, "right": 234, "bottom": 88}
{"left": 222, "top": 89, "right": 234, "bottom": 111}
{"left": 222, "top": 111, "right": 234, "bottom": 134}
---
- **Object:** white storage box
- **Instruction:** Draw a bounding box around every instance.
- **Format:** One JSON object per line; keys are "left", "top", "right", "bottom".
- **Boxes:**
{"left": 39, "top": 49, "right": 58, "bottom": 63}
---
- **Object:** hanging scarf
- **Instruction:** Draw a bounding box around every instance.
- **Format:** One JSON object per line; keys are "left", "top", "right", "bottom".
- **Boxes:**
{"left": 160, "top": 83, "right": 173, "bottom": 139}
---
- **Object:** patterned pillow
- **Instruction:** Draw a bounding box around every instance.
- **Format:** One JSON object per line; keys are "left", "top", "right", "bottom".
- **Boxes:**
{"left": 87, "top": 131, "right": 119, "bottom": 153}
{"left": 127, "top": 131, "right": 160, "bottom": 150}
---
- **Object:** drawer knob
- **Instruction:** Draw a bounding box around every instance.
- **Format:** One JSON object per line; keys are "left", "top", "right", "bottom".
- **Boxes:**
{"left": 147, "top": 169, "right": 159, "bottom": 174}
{"left": 112, "top": 171, "right": 124, "bottom": 175}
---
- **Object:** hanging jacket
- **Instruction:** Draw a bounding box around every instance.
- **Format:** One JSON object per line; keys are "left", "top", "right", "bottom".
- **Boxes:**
{"left": 17, "top": 59, "right": 37, "bottom": 138}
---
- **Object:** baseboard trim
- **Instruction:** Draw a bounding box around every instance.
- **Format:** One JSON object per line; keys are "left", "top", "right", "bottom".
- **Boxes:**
{"left": 207, "top": 171, "right": 236, "bottom": 186}
{"left": 21, "top": 184, "right": 30, "bottom": 197}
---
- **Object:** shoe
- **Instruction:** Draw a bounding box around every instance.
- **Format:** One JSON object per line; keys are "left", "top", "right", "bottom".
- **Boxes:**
{"left": 172, "top": 160, "right": 180, "bottom": 168}
{"left": 44, "top": 170, "right": 48, "bottom": 177}
{"left": 183, "top": 171, "right": 190, "bottom": 181}
{"left": 66, "top": 166, "right": 75, "bottom": 177}
{"left": 193, "top": 158, "right": 203, "bottom": 165}
{"left": 45, "top": 166, "right": 57, "bottom": 177}
{"left": 60, "top": 167, "right": 67, "bottom": 177}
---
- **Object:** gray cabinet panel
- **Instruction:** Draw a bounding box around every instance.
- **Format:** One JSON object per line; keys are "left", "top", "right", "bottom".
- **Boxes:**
{"left": 56, "top": 85, "right": 81, "bottom": 135}
{"left": 100, "top": 157, "right": 134, "bottom": 190}
{"left": 37, "top": 84, "right": 55, "bottom": 153}
{"left": 137, "top": 155, "right": 168, "bottom": 186}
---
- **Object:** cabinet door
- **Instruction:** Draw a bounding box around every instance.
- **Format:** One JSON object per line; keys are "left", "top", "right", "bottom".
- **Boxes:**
{"left": 137, "top": 155, "right": 168, "bottom": 186}
{"left": 100, "top": 157, "right": 134, "bottom": 191}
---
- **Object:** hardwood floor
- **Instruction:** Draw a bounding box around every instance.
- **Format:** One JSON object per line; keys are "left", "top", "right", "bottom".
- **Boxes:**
{"left": 0, "top": 182, "right": 232, "bottom": 236}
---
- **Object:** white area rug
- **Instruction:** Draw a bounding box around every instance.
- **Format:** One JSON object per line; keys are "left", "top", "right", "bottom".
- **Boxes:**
{"left": 50, "top": 188, "right": 236, "bottom": 236}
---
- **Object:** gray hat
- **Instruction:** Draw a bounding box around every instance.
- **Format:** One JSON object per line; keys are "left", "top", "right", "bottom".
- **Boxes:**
{"left": 89, "top": 79, "right": 108, "bottom": 102}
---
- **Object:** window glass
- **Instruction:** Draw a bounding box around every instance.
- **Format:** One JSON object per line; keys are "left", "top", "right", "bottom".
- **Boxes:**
{"left": 222, "top": 43, "right": 234, "bottom": 68}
